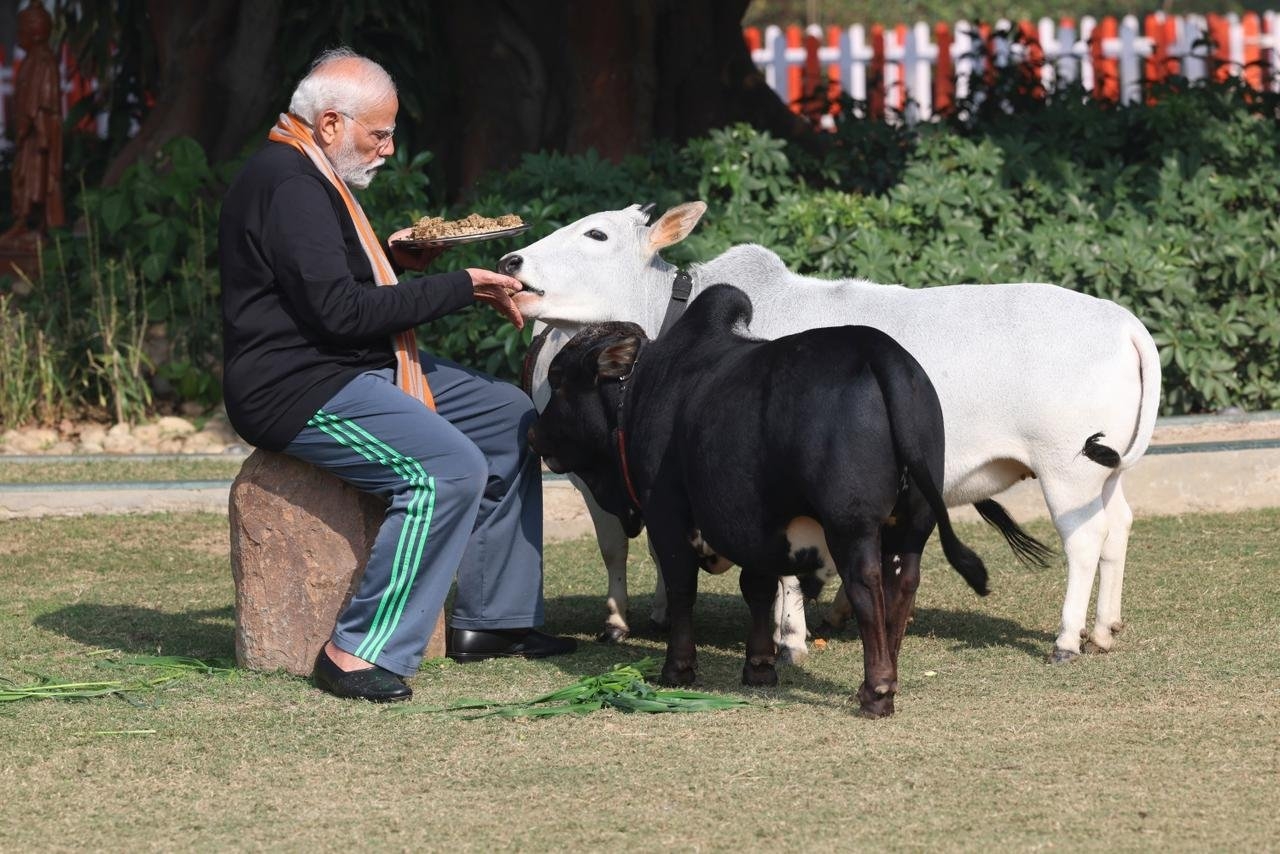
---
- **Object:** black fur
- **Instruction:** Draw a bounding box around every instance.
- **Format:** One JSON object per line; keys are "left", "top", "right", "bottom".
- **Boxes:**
{"left": 1082, "top": 432, "right": 1122, "bottom": 468}
{"left": 973, "top": 499, "right": 1056, "bottom": 567}
{"left": 798, "top": 572, "right": 828, "bottom": 600}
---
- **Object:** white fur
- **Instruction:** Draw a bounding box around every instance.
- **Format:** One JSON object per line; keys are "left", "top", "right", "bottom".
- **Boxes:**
{"left": 510, "top": 204, "right": 1161, "bottom": 659}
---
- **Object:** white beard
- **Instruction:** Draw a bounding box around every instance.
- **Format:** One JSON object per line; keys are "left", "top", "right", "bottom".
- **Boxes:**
{"left": 330, "top": 133, "right": 384, "bottom": 190}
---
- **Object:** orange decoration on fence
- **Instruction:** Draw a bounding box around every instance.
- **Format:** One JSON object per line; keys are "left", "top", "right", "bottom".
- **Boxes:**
{"left": 1208, "top": 14, "right": 1232, "bottom": 82}
{"left": 1093, "top": 16, "right": 1120, "bottom": 102}
{"left": 1243, "top": 12, "right": 1262, "bottom": 90}
{"left": 934, "top": 22, "right": 954, "bottom": 115}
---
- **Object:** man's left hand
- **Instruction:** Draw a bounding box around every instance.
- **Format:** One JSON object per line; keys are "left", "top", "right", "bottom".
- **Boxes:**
{"left": 387, "top": 227, "right": 446, "bottom": 271}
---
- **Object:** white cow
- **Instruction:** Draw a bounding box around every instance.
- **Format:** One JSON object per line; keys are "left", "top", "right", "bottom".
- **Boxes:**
{"left": 506, "top": 202, "right": 1161, "bottom": 662}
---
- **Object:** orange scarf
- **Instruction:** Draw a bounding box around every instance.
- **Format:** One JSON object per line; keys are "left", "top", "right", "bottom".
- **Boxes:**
{"left": 268, "top": 112, "right": 435, "bottom": 410}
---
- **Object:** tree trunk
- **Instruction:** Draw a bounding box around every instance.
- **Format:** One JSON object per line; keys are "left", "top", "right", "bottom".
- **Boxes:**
{"left": 428, "top": 0, "right": 815, "bottom": 197}
{"left": 652, "top": 0, "right": 815, "bottom": 146}
{"left": 100, "top": 0, "right": 285, "bottom": 185}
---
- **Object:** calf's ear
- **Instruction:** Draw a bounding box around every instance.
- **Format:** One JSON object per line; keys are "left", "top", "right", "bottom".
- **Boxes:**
{"left": 647, "top": 201, "right": 707, "bottom": 252}
{"left": 597, "top": 336, "right": 642, "bottom": 379}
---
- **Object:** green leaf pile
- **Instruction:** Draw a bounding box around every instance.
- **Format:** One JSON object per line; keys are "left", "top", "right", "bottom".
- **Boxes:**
{"left": 395, "top": 657, "right": 751, "bottom": 719}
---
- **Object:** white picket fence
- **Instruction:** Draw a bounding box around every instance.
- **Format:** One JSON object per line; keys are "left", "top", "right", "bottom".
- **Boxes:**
{"left": 749, "top": 11, "right": 1280, "bottom": 124}
{"left": 3, "top": 11, "right": 1278, "bottom": 147}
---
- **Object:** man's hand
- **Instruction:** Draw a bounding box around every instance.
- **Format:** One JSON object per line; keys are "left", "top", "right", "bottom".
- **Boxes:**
{"left": 387, "top": 227, "right": 446, "bottom": 271}
{"left": 468, "top": 268, "right": 525, "bottom": 330}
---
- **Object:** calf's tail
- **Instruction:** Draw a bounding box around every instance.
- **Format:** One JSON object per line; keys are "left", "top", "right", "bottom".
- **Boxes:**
{"left": 973, "top": 499, "right": 1055, "bottom": 567}
{"left": 861, "top": 329, "right": 990, "bottom": 597}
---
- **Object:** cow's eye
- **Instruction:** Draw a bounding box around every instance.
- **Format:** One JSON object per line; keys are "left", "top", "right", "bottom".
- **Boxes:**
{"left": 585, "top": 229, "right": 608, "bottom": 241}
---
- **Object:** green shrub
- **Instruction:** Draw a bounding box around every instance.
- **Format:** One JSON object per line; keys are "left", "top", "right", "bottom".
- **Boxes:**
{"left": 6, "top": 78, "right": 1277, "bottom": 425}
{"left": 11, "top": 138, "right": 228, "bottom": 424}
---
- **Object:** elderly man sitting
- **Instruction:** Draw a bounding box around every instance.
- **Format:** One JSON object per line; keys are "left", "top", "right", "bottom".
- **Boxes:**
{"left": 218, "top": 48, "right": 575, "bottom": 703}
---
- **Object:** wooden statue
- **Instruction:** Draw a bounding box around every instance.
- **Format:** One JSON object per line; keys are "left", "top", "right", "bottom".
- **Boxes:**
{"left": 1, "top": 0, "right": 65, "bottom": 249}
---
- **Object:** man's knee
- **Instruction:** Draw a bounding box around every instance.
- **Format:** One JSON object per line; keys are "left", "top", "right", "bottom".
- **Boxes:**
{"left": 495, "top": 383, "right": 537, "bottom": 433}
{"left": 439, "top": 441, "right": 489, "bottom": 499}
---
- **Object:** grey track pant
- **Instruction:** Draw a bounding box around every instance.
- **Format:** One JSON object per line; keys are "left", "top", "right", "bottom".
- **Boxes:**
{"left": 283, "top": 352, "right": 544, "bottom": 676}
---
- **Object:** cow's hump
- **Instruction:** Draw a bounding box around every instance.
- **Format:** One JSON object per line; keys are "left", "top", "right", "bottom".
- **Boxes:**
{"left": 698, "top": 244, "right": 790, "bottom": 285}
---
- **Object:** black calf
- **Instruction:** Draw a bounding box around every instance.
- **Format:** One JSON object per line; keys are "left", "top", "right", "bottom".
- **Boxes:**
{"left": 529, "top": 284, "right": 990, "bottom": 717}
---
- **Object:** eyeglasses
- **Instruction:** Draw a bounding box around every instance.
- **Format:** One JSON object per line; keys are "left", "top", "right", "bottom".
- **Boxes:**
{"left": 341, "top": 112, "right": 395, "bottom": 150}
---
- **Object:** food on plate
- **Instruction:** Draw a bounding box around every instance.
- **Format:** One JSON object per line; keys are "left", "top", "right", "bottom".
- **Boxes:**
{"left": 408, "top": 212, "right": 524, "bottom": 241}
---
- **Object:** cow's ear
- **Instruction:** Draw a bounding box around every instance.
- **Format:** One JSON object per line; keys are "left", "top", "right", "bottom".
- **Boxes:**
{"left": 597, "top": 336, "right": 641, "bottom": 380}
{"left": 647, "top": 201, "right": 707, "bottom": 252}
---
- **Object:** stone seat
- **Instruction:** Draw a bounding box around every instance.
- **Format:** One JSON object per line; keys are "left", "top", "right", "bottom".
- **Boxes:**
{"left": 229, "top": 450, "right": 445, "bottom": 676}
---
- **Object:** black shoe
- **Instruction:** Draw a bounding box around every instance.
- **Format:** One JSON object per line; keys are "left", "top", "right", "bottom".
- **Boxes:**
{"left": 312, "top": 647, "right": 412, "bottom": 702}
{"left": 446, "top": 627, "right": 578, "bottom": 663}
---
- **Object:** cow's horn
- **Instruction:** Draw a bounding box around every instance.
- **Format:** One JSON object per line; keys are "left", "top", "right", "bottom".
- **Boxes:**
{"left": 639, "top": 202, "right": 657, "bottom": 221}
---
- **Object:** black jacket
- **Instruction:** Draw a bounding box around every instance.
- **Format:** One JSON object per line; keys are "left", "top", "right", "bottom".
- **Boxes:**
{"left": 218, "top": 143, "right": 473, "bottom": 450}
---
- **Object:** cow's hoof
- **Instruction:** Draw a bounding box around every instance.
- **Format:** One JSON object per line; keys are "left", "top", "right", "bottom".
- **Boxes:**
{"left": 1110, "top": 620, "right": 1126, "bottom": 635}
{"left": 857, "top": 695, "right": 895, "bottom": 718}
{"left": 660, "top": 665, "right": 696, "bottom": 686}
{"left": 1049, "top": 646, "right": 1080, "bottom": 664}
{"left": 742, "top": 661, "right": 778, "bottom": 687}
{"left": 596, "top": 625, "right": 629, "bottom": 644}
{"left": 1088, "top": 627, "right": 1114, "bottom": 653}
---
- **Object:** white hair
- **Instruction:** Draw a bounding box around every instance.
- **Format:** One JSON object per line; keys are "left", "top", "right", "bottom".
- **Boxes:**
{"left": 288, "top": 47, "right": 397, "bottom": 123}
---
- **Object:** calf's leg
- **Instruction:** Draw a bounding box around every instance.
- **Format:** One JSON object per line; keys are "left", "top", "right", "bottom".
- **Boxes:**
{"left": 832, "top": 526, "right": 896, "bottom": 718}
{"left": 648, "top": 523, "right": 701, "bottom": 686}
{"left": 882, "top": 551, "right": 922, "bottom": 672}
{"left": 741, "top": 570, "right": 780, "bottom": 686}
{"left": 880, "top": 496, "right": 931, "bottom": 669}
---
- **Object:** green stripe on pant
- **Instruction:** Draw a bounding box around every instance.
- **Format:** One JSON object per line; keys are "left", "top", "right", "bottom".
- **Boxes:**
{"left": 308, "top": 410, "right": 437, "bottom": 663}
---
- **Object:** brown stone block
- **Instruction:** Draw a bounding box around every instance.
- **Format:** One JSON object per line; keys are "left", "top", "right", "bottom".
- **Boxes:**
{"left": 228, "top": 449, "right": 445, "bottom": 676}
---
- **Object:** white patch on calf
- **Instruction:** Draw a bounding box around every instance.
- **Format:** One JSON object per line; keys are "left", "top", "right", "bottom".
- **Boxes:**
{"left": 785, "top": 517, "right": 833, "bottom": 574}
{"left": 689, "top": 529, "right": 733, "bottom": 574}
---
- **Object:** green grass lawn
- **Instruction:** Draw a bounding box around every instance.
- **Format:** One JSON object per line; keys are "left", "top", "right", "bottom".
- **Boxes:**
{"left": 2, "top": 510, "right": 1277, "bottom": 850}
{"left": 0, "top": 458, "right": 245, "bottom": 485}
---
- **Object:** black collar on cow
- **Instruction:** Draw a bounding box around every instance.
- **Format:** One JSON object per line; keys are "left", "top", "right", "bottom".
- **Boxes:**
{"left": 613, "top": 339, "right": 647, "bottom": 510}
{"left": 656, "top": 269, "right": 694, "bottom": 338}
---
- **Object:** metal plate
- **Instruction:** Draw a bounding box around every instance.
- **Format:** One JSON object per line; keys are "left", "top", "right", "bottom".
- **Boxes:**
{"left": 391, "top": 224, "right": 531, "bottom": 248}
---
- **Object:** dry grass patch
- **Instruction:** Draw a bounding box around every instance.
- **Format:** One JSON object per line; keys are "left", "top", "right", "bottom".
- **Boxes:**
{"left": 1, "top": 509, "right": 1278, "bottom": 850}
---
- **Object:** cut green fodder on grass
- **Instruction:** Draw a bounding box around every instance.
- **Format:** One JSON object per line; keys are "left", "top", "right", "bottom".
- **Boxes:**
{"left": 396, "top": 657, "right": 753, "bottom": 718}
{"left": 0, "top": 653, "right": 237, "bottom": 704}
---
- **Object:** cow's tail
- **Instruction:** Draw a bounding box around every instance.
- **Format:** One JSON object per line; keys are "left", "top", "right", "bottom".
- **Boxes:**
{"left": 1077, "top": 320, "right": 1162, "bottom": 470}
{"left": 1118, "top": 320, "right": 1162, "bottom": 470}
{"left": 862, "top": 329, "right": 990, "bottom": 597}
{"left": 973, "top": 499, "right": 1055, "bottom": 567}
